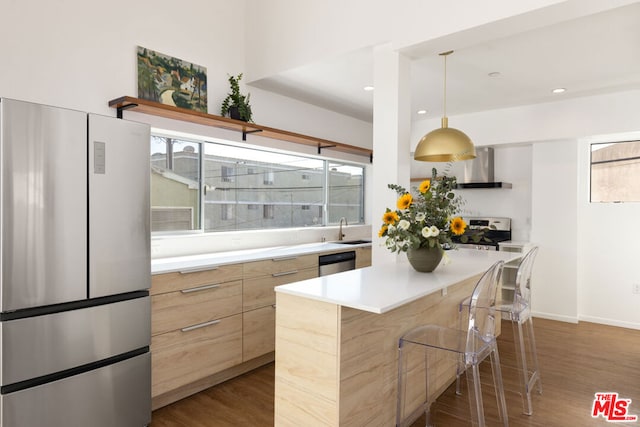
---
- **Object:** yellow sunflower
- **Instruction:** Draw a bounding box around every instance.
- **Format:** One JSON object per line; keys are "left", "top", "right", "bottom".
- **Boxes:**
{"left": 418, "top": 179, "right": 431, "bottom": 193}
{"left": 450, "top": 217, "right": 467, "bottom": 236}
{"left": 382, "top": 211, "right": 399, "bottom": 225}
{"left": 396, "top": 193, "right": 413, "bottom": 210}
{"left": 378, "top": 225, "right": 388, "bottom": 237}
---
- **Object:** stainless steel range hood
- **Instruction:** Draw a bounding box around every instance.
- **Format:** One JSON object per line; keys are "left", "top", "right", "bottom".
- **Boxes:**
{"left": 457, "top": 147, "right": 512, "bottom": 189}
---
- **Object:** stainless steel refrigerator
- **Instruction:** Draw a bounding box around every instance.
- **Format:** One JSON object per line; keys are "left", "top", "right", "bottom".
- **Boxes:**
{"left": 0, "top": 98, "right": 151, "bottom": 426}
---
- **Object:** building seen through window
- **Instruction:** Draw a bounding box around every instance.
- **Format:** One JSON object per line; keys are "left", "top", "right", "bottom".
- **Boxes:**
{"left": 591, "top": 140, "right": 640, "bottom": 202}
{"left": 150, "top": 134, "right": 365, "bottom": 232}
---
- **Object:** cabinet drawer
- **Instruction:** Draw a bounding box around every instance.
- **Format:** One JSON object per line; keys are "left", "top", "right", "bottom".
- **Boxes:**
{"left": 243, "top": 305, "right": 276, "bottom": 361}
{"left": 151, "top": 313, "right": 242, "bottom": 398}
{"left": 151, "top": 264, "right": 243, "bottom": 295}
{"left": 243, "top": 267, "right": 317, "bottom": 311}
{"left": 243, "top": 254, "right": 317, "bottom": 279}
{"left": 151, "top": 279, "right": 242, "bottom": 336}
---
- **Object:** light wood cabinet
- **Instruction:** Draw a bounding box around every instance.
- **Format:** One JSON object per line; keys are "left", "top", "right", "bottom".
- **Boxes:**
{"left": 243, "top": 268, "right": 317, "bottom": 311}
{"left": 243, "top": 305, "right": 276, "bottom": 361}
{"left": 151, "top": 313, "right": 242, "bottom": 397}
{"left": 151, "top": 279, "right": 242, "bottom": 336}
{"left": 355, "top": 246, "right": 372, "bottom": 269}
{"left": 150, "top": 264, "right": 242, "bottom": 295}
{"left": 151, "top": 265, "right": 244, "bottom": 406}
{"left": 150, "top": 245, "right": 373, "bottom": 409}
{"left": 242, "top": 254, "right": 319, "bottom": 361}
{"left": 243, "top": 253, "right": 317, "bottom": 278}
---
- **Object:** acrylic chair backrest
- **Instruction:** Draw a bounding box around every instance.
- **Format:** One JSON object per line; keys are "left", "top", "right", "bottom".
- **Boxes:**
{"left": 465, "top": 261, "right": 504, "bottom": 354}
{"left": 513, "top": 246, "right": 539, "bottom": 307}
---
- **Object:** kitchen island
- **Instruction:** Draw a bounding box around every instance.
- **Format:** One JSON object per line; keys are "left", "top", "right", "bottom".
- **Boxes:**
{"left": 274, "top": 248, "right": 520, "bottom": 426}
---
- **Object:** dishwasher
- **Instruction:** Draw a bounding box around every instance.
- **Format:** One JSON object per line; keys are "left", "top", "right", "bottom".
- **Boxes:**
{"left": 319, "top": 251, "right": 356, "bottom": 276}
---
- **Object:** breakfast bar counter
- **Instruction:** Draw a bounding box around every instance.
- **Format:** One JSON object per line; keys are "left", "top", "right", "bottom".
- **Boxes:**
{"left": 274, "top": 249, "right": 520, "bottom": 426}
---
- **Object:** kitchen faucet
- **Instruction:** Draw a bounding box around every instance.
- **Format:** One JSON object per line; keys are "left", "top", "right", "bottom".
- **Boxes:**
{"left": 338, "top": 217, "right": 348, "bottom": 241}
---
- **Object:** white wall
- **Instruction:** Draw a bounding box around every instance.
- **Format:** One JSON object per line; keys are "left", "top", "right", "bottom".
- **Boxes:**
{"left": 531, "top": 140, "right": 579, "bottom": 323}
{"left": 409, "top": 92, "right": 640, "bottom": 328}
{"left": 577, "top": 131, "right": 640, "bottom": 329}
{"left": 0, "top": 0, "right": 374, "bottom": 259}
{"left": 410, "top": 145, "right": 532, "bottom": 241}
{"left": 0, "top": 0, "right": 245, "bottom": 116}
{"left": 244, "top": 0, "right": 589, "bottom": 81}
{"left": 410, "top": 90, "right": 640, "bottom": 147}
{"left": 0, "top": 0, "right": 372, "bottom": 146}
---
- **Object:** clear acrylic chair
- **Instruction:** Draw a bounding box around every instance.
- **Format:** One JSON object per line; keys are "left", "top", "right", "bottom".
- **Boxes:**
{"left": 458, "top": 246, "right": 542, "bottom": 416}
{"left": 396, "top": 261, "right": 508, "bottom": 427}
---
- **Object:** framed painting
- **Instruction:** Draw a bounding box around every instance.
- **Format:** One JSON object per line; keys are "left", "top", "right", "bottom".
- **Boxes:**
{"left": 137, "top": 46, "right": 207, "bottom": 113}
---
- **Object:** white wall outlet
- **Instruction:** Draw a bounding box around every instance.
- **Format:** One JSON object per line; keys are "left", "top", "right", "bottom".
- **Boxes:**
{"left": 633, "top": 283, "right": 640, "bottom": 295}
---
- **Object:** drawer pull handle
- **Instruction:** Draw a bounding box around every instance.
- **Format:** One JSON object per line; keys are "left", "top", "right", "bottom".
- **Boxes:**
{"left": 272, "top": 256, "right": 297, "bottom": 262}
{"left": 181, "top": 319, "right": 220, "bottom": 332}
{"left": 179, "top": 266, "right": 219, "bottom": 274}
{"left": 181, "top": 283, "right": 220, "bottom": 294}
{"left": 272, "top": 270, "right": 298, "bottom": 277}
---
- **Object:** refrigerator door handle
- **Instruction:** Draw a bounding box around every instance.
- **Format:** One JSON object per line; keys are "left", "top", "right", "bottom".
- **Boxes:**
{"left": 180, "top": 284, "right": 220, "bottom": 294}
{"left": 181, "top": 319, "right": 221, "bottom": 333}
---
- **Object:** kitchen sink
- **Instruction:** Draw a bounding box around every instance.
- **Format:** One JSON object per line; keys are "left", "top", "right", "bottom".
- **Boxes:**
{"left": 335, "top": 239, "right": 372, "bottom": 245}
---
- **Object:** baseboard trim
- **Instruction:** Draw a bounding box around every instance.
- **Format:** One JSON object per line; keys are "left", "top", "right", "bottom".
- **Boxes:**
{"left": 531, "top": 311, "right": 578, "bottom": 324}
{"left": 578, "top": 315, "right": 640, "bottom": 331}
{"left": 532, "top": 311, "right": 640, "bottom": 331}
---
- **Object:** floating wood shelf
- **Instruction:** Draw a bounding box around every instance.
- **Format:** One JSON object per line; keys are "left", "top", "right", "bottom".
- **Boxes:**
{"left": 108, "top": 96, "right": 373, "bottom": 161}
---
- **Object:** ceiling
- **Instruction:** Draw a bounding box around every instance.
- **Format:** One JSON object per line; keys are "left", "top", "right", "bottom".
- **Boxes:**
{"left": 251, "top": 3, "right": 640, "bottom": 123}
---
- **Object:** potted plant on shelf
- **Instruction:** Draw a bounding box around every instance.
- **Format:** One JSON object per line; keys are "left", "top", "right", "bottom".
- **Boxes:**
{"left": 220, "top": 73, "right": 253, "bottom": 122}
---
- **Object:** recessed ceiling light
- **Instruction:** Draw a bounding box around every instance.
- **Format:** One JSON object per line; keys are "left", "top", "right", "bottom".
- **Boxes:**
{"left": 363, "top": 86, "right": 374, "bottom": 91}
{"left": 552, "top": 87, "right": 566, "bottom": 94}
{"left": 417, "top": 110, "right": 427, "bottom": 115}
{"left": 488, "top": 71, "right": 501, "bottom": 77}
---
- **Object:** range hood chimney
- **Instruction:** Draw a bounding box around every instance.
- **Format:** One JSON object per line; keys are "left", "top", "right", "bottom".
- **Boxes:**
{"left": 457, "top": 147, "right": 512, "bottom": 189}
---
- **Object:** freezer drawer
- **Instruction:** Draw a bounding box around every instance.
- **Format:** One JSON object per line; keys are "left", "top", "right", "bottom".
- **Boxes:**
{"left": 0, "top": 296, "right": 150, "bottom": 386}
{"left": 1, "top": 352, "right": 151, "bottom": 427}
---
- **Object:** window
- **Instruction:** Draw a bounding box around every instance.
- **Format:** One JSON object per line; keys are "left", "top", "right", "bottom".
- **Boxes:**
{"left": 221, "top": 204, "right": 233, "bottom": 220}
{"left": 221, "top": 166, "right": 235, "bottom": 182}
{"left": 150, "top": 136, "right": 200, "bottom": 231}
{"left": 150, "top": 132, "right": 365, "bottom": 233}
{"left": 327, "top": 162, "right": 365, "bottom": 224}
{"left": 591, "top": 140, "right": 640, "bottom": 202}
{"left": 263, "top": 204, "right": 274, "bottom": 219}
{"left": 263, "top": 171, "right": 274, "bottom": 185}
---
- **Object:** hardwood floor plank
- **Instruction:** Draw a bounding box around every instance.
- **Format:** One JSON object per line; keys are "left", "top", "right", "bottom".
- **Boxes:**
{"left": 151, "top": 318, "right": 640, "bottom": 426}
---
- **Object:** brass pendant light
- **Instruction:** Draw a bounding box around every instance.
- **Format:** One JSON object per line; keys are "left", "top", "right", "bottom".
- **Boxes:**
{"left": 414, "top": 51, "right": 476, "bottom": 162}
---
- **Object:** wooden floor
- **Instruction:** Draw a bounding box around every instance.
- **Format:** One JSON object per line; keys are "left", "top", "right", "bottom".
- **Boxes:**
{"left": 151, "top": 318, "right": 640, "bottom": 426}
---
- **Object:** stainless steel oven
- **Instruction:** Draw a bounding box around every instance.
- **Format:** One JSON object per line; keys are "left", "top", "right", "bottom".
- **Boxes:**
{"left": 452, "top": 217, "right": 511, "bottom": 250}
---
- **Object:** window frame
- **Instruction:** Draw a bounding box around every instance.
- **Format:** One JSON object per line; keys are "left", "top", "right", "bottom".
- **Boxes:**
{"left": 150, "top": 130, "right": 366, "bottom": 235}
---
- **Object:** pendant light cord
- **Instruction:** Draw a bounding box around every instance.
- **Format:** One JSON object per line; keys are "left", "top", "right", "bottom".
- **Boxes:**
{"left": 439, "top": 50, "right": 453, "bottom": 127}
{"left": 443, "top": 53, "right": 447, "bottom": 118}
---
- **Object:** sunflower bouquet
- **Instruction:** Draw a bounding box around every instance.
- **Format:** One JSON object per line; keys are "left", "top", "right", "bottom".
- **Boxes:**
{"left": 379, "top": 168, "right": 468, "bottom": 253}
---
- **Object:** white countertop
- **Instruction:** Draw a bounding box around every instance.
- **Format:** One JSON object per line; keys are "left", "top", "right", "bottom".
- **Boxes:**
{"left": 151, "top": 241, "right": 371, "bottom": 274}
{"left": 275, "top": 249, "right": 521, "bottom": 314}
